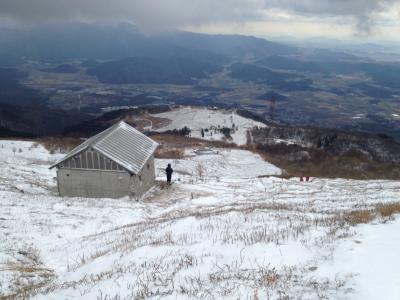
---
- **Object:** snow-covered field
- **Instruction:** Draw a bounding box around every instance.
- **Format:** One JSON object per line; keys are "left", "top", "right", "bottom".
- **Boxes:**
{"left": 151, "top": 106, "right": 266, "bottom": 145}
{"left": 1, "top": 140, "right": 400, "bottom": 299}
{"left": 155, "top": 149, "right": 282, "bottom": 179}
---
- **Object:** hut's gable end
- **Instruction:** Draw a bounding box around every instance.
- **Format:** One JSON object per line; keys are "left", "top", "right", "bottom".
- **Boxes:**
{"left": 130, "top": 154, "right": 156, "bottom": 198}
{"left": 58, "top": 148, "right": 126, "bottom": 172}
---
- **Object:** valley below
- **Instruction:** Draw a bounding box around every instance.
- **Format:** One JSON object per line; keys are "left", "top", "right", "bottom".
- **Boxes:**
{"left": 16, "top": 57, "right": 400, "bottom": 140}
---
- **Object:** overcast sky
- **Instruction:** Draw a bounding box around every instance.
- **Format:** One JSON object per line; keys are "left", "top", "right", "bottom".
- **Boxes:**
{"left": 1, "top": 0, "right": 400, "bottom": 41}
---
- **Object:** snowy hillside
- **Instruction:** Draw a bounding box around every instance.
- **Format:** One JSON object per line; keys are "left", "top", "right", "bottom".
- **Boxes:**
{"left": 155, "top": 149, "right": 282, "bottom": 179}
{"left": 151, "top": 106, "right": 266, "bottom": 145}
{"left": 1, "top": 140, "right": 400, "bottom": 299}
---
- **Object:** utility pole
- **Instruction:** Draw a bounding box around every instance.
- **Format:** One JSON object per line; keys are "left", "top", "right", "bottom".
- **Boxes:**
{"left": 78, "top": 94, "right": 82, "bottom": 112}
{"left": 268, "top": 94, "right": 276, "bottom": 121}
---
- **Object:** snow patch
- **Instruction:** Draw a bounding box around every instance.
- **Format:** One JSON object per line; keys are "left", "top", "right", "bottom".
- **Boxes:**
{"left": 151, "top": 106, "right": 266, "bottom": 145}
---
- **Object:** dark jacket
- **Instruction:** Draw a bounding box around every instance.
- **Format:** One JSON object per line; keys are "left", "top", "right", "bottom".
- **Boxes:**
{"left": 166, "top": 166, "right": 173, "bottom": 176}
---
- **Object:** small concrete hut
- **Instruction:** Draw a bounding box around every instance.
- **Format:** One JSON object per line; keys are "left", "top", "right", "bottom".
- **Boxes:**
{"left": 50, "top": 121, "right": 158, "bottom": 199}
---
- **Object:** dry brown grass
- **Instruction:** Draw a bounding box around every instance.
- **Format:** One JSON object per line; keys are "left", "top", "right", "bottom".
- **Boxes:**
{"left": 38, "top": 137, "right": 81, "bottom": 154}
{"left": 344, "top": 210, "right": 375, "bottom": 225}
{"left": 144, "top": 115, "right": 171, "bottom": 130}
{"left": 1, "top": 247, "right": 55, "bottom": 300}
{"left": 151, "top": 134, "right": 238, "bottom": 149}
{"left": 376, "top": 202, "right": 400, "bottom": 218}
{"left": 1, "top": 281, "right": 52, "bottom": 300}
{"left": 155, "top": 147, "right": 185, "bottom": 159}
{"left": 1, "top": 263, "right": 53, "bottom": 275}
{"left": 125, "top": 114, "right": 171, "bottom": 131}
{"left": 255, "top": 144, "right": 400, "bottom": 180}
{"left": 151, "top": 134, "right": 241, "bottom": 159}
{"left": 340, "top": 202, "right": 400, "bottom": 226}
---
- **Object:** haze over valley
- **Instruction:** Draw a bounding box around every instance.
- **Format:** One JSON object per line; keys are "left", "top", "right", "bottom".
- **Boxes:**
{"left": 1, "top": 22, "right": 400, "bottom": 139}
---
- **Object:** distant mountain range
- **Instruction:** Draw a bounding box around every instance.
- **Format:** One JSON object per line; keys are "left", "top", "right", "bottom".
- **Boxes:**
{"left": 2, "top": 22, "right": 400, "bottom": 90}
{"left": 0, "top": 22, "right": 296, "bottom": 66}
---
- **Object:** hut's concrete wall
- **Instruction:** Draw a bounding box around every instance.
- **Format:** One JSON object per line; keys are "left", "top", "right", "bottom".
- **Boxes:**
{"left": 57, "top": 169, "right": 131, "bottom": 198}
{"left": 57, "top": 154, "right": 156, "bottom": 199}
{"left": 129, "top": 154, "right": 156, "bottom": 199}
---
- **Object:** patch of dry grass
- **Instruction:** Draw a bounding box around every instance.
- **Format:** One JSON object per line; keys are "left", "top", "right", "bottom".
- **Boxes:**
{"left": 0, "top": 246, "right": 54, "bottom": 300}
{"left": 376, "top": 202, "right": 400, "bottom": 218}
{"left": 151, "top": 134, "right": 243, "bottom": 159}
{"left": 126, "top": 114, "right": 171, "bottom": 131}
{"left": 155, "top": 147, "right": 185, "bottom": 159}
{"left": 340, "top": 202, "right": 400, "bottom": 226}
{"left": 344, "top": 210, "right": 375, "bottom": 225}
{"left": 38, "top": 137, "right": 81, "bottom": 154}
{"left": 151, "top": 134, "right": 239, "bottom": 149}
{"left": 255, "top": 143, "right": 400, "bottom": 180}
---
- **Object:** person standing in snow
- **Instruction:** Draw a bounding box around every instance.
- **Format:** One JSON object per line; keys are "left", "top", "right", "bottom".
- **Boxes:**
{"left": 166, "top": 164, "right": 173, "bottom": 184}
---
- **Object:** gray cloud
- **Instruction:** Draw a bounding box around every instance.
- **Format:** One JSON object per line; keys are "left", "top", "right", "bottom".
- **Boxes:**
{"left": 263, "top": 0, "right": 400, "bottom": 34}
{"left": 0, "top": 0, "right": 262, "bottom": 28}
{"left": 0, "top": 0, "right": 398, "bottom": 34}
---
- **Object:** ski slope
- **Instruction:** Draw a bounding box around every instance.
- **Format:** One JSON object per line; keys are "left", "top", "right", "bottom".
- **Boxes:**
{"left": 1, "top": 140, "right": 400, "bottom": 299}
{"left": 151, "top": 106, "right": 266, "bottom": 145}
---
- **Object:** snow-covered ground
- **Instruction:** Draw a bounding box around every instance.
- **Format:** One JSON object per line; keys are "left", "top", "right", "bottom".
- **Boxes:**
{"left": 155, "top": 149, "right": 282, "bottom": 179}
{"left": 317, "top": 218, "right": 400, "bottom": 300}
{"left": 1, "top": 140, "right": 400, "bottom": 299}
{"left": 151, "top": 106, "right": 266, "bottom": 145}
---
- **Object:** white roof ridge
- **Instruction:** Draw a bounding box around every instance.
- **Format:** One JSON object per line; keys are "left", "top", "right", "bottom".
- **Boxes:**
{"left": 50, "top": 120, "right": 158, "bottom": 173}
{"left": 91, "top": 120, "right": 124, "bottom": 148}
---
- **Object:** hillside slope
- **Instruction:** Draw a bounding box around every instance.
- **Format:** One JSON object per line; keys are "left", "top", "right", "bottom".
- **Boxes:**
{"left": 151, "top": 106, "right": 266, "bottom": 145}
{"left": 88, "top": 56, "right": 223, "bottom": 84}
{"left": 0, "top": 140, "right": 399, "bottom": 299}
{"left": 0, "top": 68, "right": 91, "bottom": 136}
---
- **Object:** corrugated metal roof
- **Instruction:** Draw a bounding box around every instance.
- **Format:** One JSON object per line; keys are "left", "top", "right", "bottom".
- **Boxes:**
{"left": 50, "top": 121, "right": 158, "bottom": 174}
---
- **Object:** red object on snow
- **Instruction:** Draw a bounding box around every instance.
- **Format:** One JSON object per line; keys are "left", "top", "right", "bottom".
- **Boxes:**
{"left": 300, "top": 176, "right": 311, "bottom": 182}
